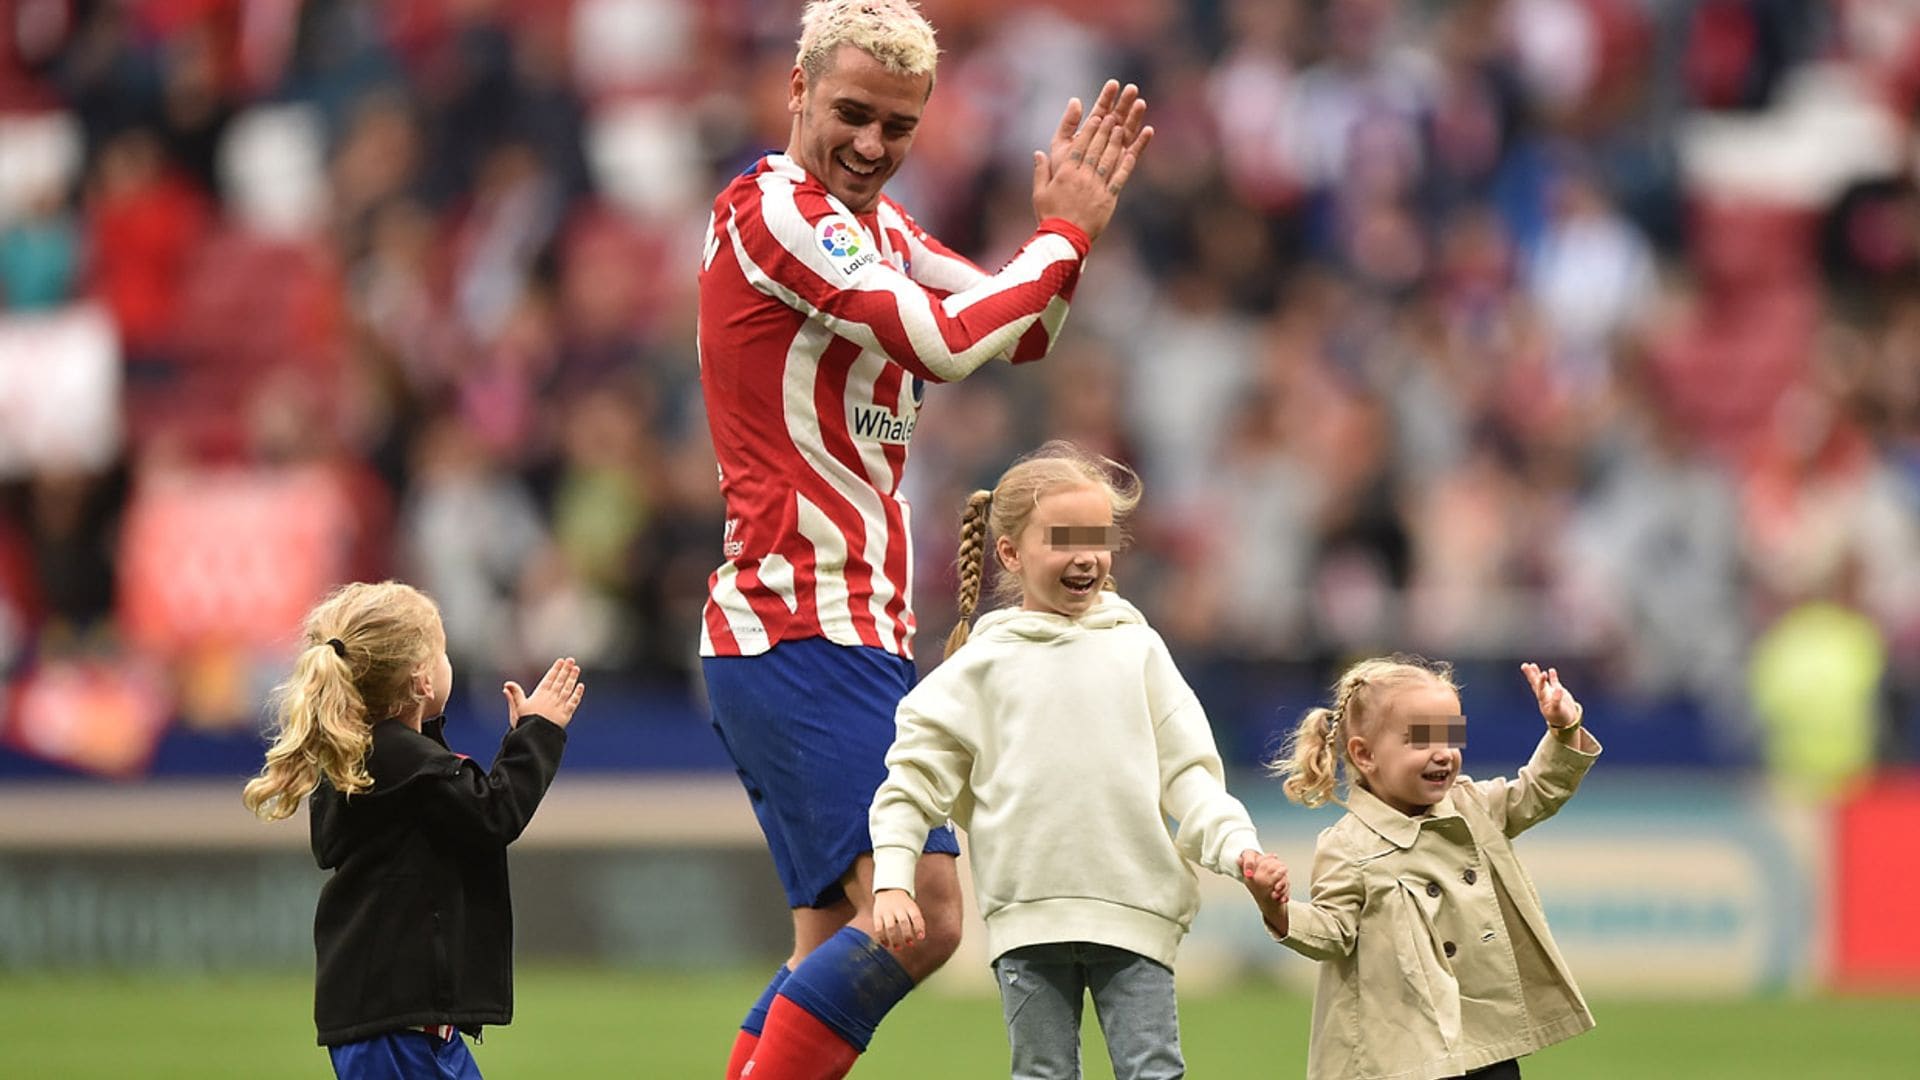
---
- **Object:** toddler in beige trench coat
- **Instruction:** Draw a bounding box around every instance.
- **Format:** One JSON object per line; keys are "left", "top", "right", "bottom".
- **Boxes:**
{"left": 1243, "top": 657, "right": 1600, "bottom": 1080}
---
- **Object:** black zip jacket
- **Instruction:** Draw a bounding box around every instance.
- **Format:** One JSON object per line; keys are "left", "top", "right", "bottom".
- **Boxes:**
{"left": 309, "top": 714, "right": 566, "bottom": 1046}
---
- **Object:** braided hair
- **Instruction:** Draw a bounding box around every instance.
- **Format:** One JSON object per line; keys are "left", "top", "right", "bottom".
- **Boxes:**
{"left": 943, "top": 490, "right": 995, "bottom": 657}
{"left": 1269, "top": 654, "right": 1457, "bottom": 808}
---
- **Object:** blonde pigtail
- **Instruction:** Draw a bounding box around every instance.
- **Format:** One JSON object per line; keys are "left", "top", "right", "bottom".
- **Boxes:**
{"left": 1267, "top": 654, "right": 1459, "bottom": 811}
{"left": 944, "top": 490, "right": 993, "bottom": 658}
{"left": 1273, "top": 706, "right": 1342, "bottom": 808}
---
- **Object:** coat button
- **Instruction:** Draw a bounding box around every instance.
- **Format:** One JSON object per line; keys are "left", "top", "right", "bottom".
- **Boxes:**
{"left": 1444, "top": 941, "right": 1457, "bottom": 958}
{"left": 1463, "top": 868, "right": 1477, "bottom": 885}
{"left": 1426, "top": 881, "right": 1441, "bottom": 898}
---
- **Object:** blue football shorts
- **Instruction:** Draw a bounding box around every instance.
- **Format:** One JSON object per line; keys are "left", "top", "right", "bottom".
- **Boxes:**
{"left": 329, "top": 1029, "right": 481, "bottom": 1080}
{"left": 703, "top": 636, "right": 961, "bottom": 908}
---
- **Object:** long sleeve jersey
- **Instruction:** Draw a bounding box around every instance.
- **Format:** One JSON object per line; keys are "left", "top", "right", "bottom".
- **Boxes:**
{"left": 696, "top": 153, "right": 1090, "bottom": 659}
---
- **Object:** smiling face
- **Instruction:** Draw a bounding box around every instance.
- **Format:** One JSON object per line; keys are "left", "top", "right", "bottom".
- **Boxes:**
{"left": 1349, "top": 678, "right": 1464, "bottom": 816}
{"left": 997, "top": 483, "right": 1116, "bottom": 618}
{"left": 787, "top": 44, "right": 930, "bottom": 214}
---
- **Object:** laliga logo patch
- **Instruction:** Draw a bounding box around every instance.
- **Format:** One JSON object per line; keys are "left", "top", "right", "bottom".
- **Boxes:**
{"left": 816, "top": 215, "right": 879, "bottom": 278}
{"left": 819, "top": 219, "right": 860, "bottom": 258}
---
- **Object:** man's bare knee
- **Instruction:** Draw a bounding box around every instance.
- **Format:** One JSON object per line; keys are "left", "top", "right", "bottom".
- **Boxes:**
{"left": 917, "top": 895, "right": 963, "bottom": 968}
{"left": 897, "top": 853, "right": 963, "bottom": 977}
{"left": 886, "top": 892, "right": 960, "bottom": 980}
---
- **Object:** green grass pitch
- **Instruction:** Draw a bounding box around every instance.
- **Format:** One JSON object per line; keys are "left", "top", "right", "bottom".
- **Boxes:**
{"left": 2, "top": 968, "right": 1912, "bottom": 1077}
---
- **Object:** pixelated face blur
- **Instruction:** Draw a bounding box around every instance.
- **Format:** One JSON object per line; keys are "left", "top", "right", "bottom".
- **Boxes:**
{"left": 788, "top": 44, "right": 930, "bottom": 214}
{"left": 1351, "top": 679, "right": 1463, "bottom": 816}
{"left": 997, "top": 484, "right": 1116, "bottom": 618}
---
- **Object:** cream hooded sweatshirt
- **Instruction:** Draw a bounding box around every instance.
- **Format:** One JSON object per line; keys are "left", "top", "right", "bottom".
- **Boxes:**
{"left": 869, "top": 593, "right": 1262, "bottom": 968}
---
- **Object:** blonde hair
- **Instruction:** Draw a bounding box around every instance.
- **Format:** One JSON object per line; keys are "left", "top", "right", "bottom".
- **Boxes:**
{"left": 945, "top": 440, "right": 1141, "bottom": 657}
{"left": 1270, "top": 654, "right": 1458, "bottom": 808}
{"left": 796, "top": 0, "right": 939, "bottom": 83}
{"left": 242, "top": 581, "right": 443, "bottom": 821}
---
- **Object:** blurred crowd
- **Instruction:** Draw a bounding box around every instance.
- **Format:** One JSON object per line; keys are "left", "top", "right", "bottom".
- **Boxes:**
{"left": 1, "top": 0, "right": 1917, "bottom": 778}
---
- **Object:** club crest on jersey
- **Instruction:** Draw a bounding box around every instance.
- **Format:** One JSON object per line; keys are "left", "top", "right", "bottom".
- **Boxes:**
{"left": 817, "top": 215, "right": 879, "bottom": 278}
{"left": 849, "top": 402, "right": 916, "bottom": 445}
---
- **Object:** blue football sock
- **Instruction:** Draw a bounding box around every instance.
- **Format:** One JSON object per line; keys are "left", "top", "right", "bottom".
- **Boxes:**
{"left": 776, "top": 926, "right": 916, "bottom": 1051}
{"left": 741, "top": 964, "right": 791, "bottom": 1036}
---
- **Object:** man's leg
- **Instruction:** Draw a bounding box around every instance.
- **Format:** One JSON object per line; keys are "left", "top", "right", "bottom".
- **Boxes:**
{"left": 726, "top": 896, "right": 858, "bottom": 1078}
{"left": 724, "top": 963, "right": 793, "bottom": 1079}
{"left": 729, "top": 890, "right": 864, "bottom": 1078}
{"left": 744, "top": 853, "right": 963, "bottom": 1079}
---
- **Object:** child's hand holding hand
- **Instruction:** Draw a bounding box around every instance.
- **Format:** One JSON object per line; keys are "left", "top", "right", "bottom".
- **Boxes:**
{"left": 1238, "top": 848, "right": 1288, "bottom": 902}
{"left": 504, "top": 658, "right": 586, "bottom": 728}
{"left": 872, "top": 888, "right": 924, "bottom": 952}
{"left": 1239, "top": 849, "right": 1290, "bottom": 935}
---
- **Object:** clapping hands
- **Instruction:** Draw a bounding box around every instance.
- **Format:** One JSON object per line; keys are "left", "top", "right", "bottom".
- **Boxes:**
{"left": 503, "top": 658, "right": 586, "bottom": 729}
{"left": 1032, "top": 80, "right": 1154, "bottom": 242}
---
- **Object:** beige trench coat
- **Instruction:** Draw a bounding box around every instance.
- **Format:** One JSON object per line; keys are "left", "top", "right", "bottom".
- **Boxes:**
{"left": 1279, "top": 730, "right": 1601, "bottom": 1080}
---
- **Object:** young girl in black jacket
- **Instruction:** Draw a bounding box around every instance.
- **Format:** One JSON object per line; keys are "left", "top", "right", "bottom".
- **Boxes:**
{"left": 243, "top": 580, "right": 585, "bottom": 1079}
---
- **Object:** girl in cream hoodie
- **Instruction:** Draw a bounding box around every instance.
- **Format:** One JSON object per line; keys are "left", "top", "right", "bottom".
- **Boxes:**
{"left": 868, "top": 441, "right": 1283, "bottom": 1080}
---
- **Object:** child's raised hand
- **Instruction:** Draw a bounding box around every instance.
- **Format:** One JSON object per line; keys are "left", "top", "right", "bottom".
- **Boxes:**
{"left": 872, "top": 888, "right": 925, "bottom": 952}
{"left": 504, "top": 658, "right": 586, "bottom": 729}
{"left": 1521, "top": 662, "right": 1582, "bottom": 731}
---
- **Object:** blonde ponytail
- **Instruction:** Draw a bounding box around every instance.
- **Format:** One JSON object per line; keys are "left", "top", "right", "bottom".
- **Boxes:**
{"left": 243, "top": 643, "right": 373, "bottom": 820}
{"left": 944, "top": 490, "right": 993, "bottom": 658}
{"left": 243, "top": 582, "right": 442, "bottom": 821}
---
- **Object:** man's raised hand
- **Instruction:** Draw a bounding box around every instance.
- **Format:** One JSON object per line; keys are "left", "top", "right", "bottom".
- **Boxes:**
{"left": 1048, "top": 81, "right": 1149, "bottom": 170}
{"left": 1032, "top": 103, "right": 1153, "bottom": 242}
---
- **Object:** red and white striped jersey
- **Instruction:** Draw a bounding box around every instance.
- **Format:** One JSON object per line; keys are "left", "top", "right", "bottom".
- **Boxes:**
{"left": 697, "top": 153, "right": 1090, "bottom": 659}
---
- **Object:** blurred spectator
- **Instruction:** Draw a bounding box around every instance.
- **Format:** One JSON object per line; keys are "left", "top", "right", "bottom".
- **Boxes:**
{"left": 0, "top": 501, "right": 36, "bottom": 676}
{"left": 545, "top": 386, "right": 654, "bottom": 645}
{"left": 1683, "top": 0, "right": 1808, "bottom": 112}
{"left": 397, "top": 412, "right": 550, "bottom": 672}
{"left": 1206, "top": 0, "right": 1308, "bottom": 217}
{"left": 1565, "top": 378, "right": 1745, "bottom": 705}
{"left": 83, "top": 127, "right": 212, "bottom": 371}
{"left": 1201, "top": 383, "right": 1323, "bottom": 656}
{"left": 446, "top": 141, "right": 564, "bottom": 346}
{"left": 1526, "top": 158, "right": 1658, "bottom": 392}
{"left": 1122, "top": 269, "right": 1258, "bottom": 497}
{"left": 0, "top": 188, "right": 79, "bottom": 310}
{"left": 22, "top": 468, "right": 122, "bottom": 637}
{"left": 1750, "top": 578, "right": 1885, "bottom": 798}
{"left": 154, "top": 18, "right": 237, "bottom": 196}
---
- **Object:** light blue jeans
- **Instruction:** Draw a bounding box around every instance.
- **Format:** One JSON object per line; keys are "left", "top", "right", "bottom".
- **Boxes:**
{"left": 993, "top": 942, "right": 1184, "bottom": 1080}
